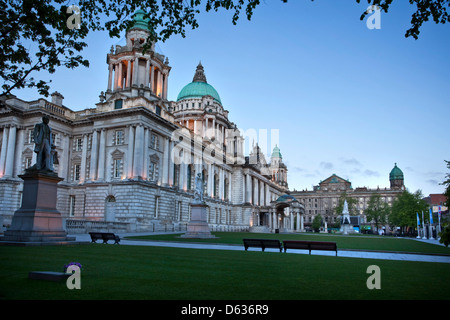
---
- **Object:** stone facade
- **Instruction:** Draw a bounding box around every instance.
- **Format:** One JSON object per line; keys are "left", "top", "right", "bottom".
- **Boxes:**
{"left": 0, "top": 11, "right": 296, "bottom": 233}
{"left": 291, "top": 168, "right": 405, "bottom": 232}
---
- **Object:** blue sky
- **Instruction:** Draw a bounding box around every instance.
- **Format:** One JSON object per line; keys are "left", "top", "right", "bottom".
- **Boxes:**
{"left": 13, "top": 1, "right": 450, "bottom": 196}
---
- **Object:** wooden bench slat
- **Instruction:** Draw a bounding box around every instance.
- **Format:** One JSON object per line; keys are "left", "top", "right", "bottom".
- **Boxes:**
{"left": 283, "top": 240, "right": 337, "bottom": 256}
{"left": 243, "top": 239, "right": 283, "bottom": 252}
{"left": 89, "top": 232, "right": 120, "bottom": 244}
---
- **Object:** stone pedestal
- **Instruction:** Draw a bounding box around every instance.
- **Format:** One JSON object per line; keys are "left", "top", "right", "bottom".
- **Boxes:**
{"left": 2, "top": 171, "right": 73, "bottom": 243}
{"left": 181, "top": 203, "right": 216, "bottom": 239}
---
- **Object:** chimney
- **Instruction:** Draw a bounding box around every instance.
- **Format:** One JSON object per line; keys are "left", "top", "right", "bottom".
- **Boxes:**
{"left": 51, "top": 91, "right": 64, "bottom": 106}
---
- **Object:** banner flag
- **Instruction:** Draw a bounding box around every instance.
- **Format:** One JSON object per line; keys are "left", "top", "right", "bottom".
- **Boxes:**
{"left": 416, "top": 212, "right": 420, "bottom": 226}
{"left": 429, "top": 207, "right": 434, "bottom": 224}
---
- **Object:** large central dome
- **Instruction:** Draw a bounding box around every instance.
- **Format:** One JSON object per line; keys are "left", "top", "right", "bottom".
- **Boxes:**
{"left": 176, "top": 63, "right": 222, "bottom": 105}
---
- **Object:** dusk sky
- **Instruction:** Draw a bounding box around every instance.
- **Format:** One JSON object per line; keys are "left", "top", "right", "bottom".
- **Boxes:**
{"left": 13, "top": 1, "right": 450, "bottom": 196}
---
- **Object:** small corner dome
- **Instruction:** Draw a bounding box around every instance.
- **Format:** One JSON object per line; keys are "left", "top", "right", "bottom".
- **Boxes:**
{"left": 129, "top": 9, "right": 150, "bottom": 31}
{"left": 389, "top": 163, "right": 404, "bottom": 180}
{"left": 271, "top": 145, "right": 282, "bottom": 158}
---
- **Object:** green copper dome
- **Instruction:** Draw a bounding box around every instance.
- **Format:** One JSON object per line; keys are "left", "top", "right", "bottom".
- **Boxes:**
{"left": 177, "top": 82, "right": 222, "bottom": 104}
{"left": 389, "top": 163, "right": 404, "bottom": 180}
{"left": 271, "top": 145, "right": 282, "bottom": 158}
{"left": 177, "top": 63, "right": 222, "bottom": 105}
{"left": 130, "top": 9, "right": 150, "bottom": 31}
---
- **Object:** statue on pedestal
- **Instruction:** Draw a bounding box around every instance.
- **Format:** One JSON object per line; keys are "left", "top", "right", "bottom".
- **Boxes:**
{"left": 193, "top": 173, "right": 206, "bottom": 204}
{"left": 27, "top": 115, "right": 58, "bottom": 173}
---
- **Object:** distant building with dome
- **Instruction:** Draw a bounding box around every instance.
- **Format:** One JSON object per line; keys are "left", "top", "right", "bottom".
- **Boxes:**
{"left": 291, "top": 163, "right": 405, "bottom": 232}
{"left": 0, "top": 10, "right": 302, "bottom": 233}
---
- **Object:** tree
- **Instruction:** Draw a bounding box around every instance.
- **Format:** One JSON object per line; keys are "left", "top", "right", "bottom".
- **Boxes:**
{"left": 439, "top": 160, "right": 450, "bottom": 246}
{"left": 2, "top": 0, "right": 449, "bottom": 97}
{"left": 312, "top": 214, "right": 322, "bottom": 233}
{"left": 335, "top": 191, "right": 358, "bottom": 216}
{"left": 365, "top": 193, "right": 389, "bottom": 232}
{"left": 390, "top": 189, "right": 429, "bottom": 235}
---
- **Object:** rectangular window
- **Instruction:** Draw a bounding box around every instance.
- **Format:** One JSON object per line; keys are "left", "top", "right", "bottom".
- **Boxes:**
{"left": 75, "top": 138, "right": 83, "bottom": 151}
{"left": 149, "top": 162, "right": 155, "bottom": 181}
{"left": 114, "top": 130, "right": 123, "bottom": 145}
{"left": 28, "top": 130, "right": 34, "bottom": 144}
{"left": 114, "top": 99, "right": 123, "bottom": 109}
{"left": 74, "top": 164, "right": 81, "bottom": 181}
{"left": 113, "top": 159, "right": 122, "bottom": 178}
{"left": 155, "top": 105, "right": 161, "bottom": 116}
{"left": 25, "top": 157, "right": 32, "bottom": 169}
{"left": 69, "top": 195, "right": 76, "bottom": 217}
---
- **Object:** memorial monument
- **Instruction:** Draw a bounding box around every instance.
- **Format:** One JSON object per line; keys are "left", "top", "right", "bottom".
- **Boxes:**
{"left": 2, "top": 116, "right": 73, "bottom": 243}
{"left": 181, "top": 173, "right": 216, "bottom": 238}
{"left": 340, "top": 200, "right": 355, "bottom": 235}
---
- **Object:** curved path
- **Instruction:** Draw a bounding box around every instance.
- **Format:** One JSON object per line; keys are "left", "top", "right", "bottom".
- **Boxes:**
{"left": 70, "top": 232, "right": 450, "bottom": 264}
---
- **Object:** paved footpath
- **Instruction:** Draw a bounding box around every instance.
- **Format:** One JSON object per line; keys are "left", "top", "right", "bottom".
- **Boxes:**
{"left": 70, "top": 232, "right": 450, "bottom": 264}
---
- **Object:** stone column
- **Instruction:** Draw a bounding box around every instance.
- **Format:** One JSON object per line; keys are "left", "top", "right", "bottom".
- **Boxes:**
{"left": 245, "top": 174, "right": 251, "bottom": 204}
{"left": 143, "top": 127, "right": 149, "bottom": 180}
{"left": 162, "top": 137, "right": 169, "bottom": 185}
{"left": 118, "top": 61, "right": 123, "bottom": 88}
{"left": 150, "top": 65, "right": 154, "bottom": 92}
{"left": 59, "top": 133, "right": 70, "bottom": 181}
{"left": 89, "top": 130, "right": 98, "bottom": 181}
{"left": 107, "top": 63, "right": 113, "bottom": 91}
{"left": 145, "top": 59, "right": 150, "bottom": 88}
{"left": 113, "top": 63, "right": 118, "bottom": 91}
{"left": 97, "top": 129, "right": 106, "bottom": 180}
{"left": 4, "top": 125, "right": 16, "bottom": 177}
{"left": 208, "top": 163, "right": 213, "bottom": 197}
{"left": 126, "top": 126, "right": 135, "bottom": 179}
{"left": 163, "top": 72, "right": 168, "bottom": 99}
{"left": 253, "top": 177, "right": 259, "bottom": 206}
{"left": 133, "top": 124, "right": 144, "bottom": 178}
{"left": 0, "top": 127, "right": 8, "bottom": 177}
{"left": 133, "top": 57, "right": 139, "bottom": 86}
{"left": 296, "top": 210, "right": 300, "bottom": 232}
{"left": 168, "top": 139, "right": 174, "bottom": 186}
{"left": 80, "top": 134, "right": 88, "bottom": 183}
{"left": 126, "top": 59, "right": 132, "bottom": 88}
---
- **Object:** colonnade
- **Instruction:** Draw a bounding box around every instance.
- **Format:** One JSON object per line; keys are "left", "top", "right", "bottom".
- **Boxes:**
{"left": 252, "top": 207, "right": 305, "bottom": 232}
{"left": 0, "top": 125, "right": 17, "bottom": 178}
{"left": 107, "top": 57, "right": 168, "bottom": 99}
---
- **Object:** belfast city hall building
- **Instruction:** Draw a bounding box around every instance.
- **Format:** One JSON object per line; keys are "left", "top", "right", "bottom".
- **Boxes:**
{"left": 0, "top": 11, "right": 404, "bottom": 234}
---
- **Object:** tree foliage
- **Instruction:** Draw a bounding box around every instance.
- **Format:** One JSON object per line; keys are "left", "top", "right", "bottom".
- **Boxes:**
{"left": 439, "top": 160, "right": 450, "bottom": 246}
{"left": 389, "top": 190, "right": 429, "bottom": 230}
{"left": 365, "top": 193, "right": 389, "bottom": 231}
{"left": 1, "top": 0, "right": 448, "bottom": 97}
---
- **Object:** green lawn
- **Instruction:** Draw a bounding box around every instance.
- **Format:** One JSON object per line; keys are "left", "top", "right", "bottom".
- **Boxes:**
{"left": 127, "top": 232, "right": 450, "bottom": 255}
{"left": 1, "top": 244, "right": 449, "bottom": 300}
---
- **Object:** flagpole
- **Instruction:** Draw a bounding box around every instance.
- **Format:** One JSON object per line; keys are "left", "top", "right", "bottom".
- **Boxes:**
{"left": 438, "top": 205, "right": 442, "bottom": 241}
{"left": 422, "top": 211, "right": 427, "bottom": 239}
{"left": 429, "top": 207, "right": 434, "bottom": 240}
{"left": 416, "top": 213, "right": 421, "bottom": 239}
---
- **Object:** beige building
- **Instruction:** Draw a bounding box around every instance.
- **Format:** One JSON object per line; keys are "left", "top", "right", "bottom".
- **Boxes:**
{"left": 291, "top": 164, "right": 405, "bottom": 231}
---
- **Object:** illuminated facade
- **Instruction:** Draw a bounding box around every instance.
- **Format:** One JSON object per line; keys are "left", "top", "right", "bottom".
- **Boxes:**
{"left": 0, "top": 11, "right": 300, "bottom": 233}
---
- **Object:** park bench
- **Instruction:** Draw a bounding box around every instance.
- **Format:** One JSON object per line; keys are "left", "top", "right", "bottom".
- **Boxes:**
{"left": 89, "top": 232, "right": 120, "bottom": 244}
{"left": 283, "top": 240, "right": 337, "bottom": 256}
{"left": 243, "top": 239, "right": 283, "bottom": 252}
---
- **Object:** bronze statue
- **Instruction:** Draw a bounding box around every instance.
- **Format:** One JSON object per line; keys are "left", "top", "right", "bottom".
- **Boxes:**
{"left": 28, "top": 115, "right": 57, "bottom": 173}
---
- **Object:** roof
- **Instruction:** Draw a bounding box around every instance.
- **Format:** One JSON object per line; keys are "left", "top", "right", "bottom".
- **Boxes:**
{"left": 271, "top": 145, "right": 282, "bottom": 158}
{"left": 177, "top": 81, "right": 222, "bottom": 104}
{"left": 129, "top": 9, "right": 150, "bottom": 31}
{"left": 389, "top": 163, "right": 404, "bottom": 180}
{"left": 177, "top": 63, "right": 222, "bottom": 105}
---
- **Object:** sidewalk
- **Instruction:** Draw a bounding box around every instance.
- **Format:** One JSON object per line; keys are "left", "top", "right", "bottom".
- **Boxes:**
{"left": 69, "top": 232, "right": 450, "bottom": 264}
